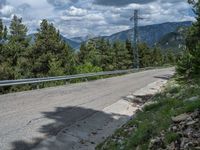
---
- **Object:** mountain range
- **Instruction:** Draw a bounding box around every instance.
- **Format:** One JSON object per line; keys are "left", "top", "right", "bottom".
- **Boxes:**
{"left": 28, "top": 21, "right": 192, "bottom": 50}
{"left": 103, "top": 21, "right": 192, "bottom": 46}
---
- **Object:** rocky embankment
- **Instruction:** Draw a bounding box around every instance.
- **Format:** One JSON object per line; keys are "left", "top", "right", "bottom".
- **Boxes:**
{"left": 149, "top": 109, "right": 200, "bottom": 150}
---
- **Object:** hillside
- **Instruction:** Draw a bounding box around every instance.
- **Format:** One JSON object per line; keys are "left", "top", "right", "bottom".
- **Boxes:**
{"left": 157, "top": 27, "right": 189, "bottom": 53}
{"left": 69, "top": 21, "right": 192, "bottom": 49}
{"left": 157, "top": 27, "right": 188, "bottom": 50}
{"left": 102, "top": 21, "right": 192, "bottom": 46}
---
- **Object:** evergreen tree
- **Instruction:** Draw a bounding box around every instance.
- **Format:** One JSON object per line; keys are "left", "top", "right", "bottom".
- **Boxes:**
{"left": 32, "top": 19, "right": 75, "bottom": 77}
{"left": 0, "top": 19, "right": 4, "bottom": 63}
{"left": 186, "top": 1, "right": 200, "bottom": 50}
{"left": 113, "top": 41, "right": 132, "bottom": 70}
{"left": 0, "top": 19, "right": 5, "bottom": 60}
{"left": 48, "top": 56, "right": 64, "bottom": 76}
{"left": 3, "top": 26, "right": 7, "bottom": 40}
{"left": 0, "top": 26, "right": 5, "bottom": 89}
{"left": 187, "top": 0, "right": 200, "bottom": 74}
{"left": 96, "top": 38, "right": 113, "bottom": 70}
{"left": 176, "top": 51, "right": 193, "bottom": 76}
{"left": 78, "top": 39, "right": 101, "bottom": 67}
{"left": 61, "top": 43, "right": 77, "bottom": 75}
{"left": 126, "top": 39, "right": 133, "bottom": 68}
{"left": 0, "top": 19, "right": 3, "bottom": 41}
{"left": 167, "top": 51, "right": 175, "bottom": 65}
{"left": 138, "top": 43, "right": 151, "bottom": 68}
{"left": 78, "top": 42, "right": 87, "bottom": 64}
{"left": 107, "top": 42, "right": 118, "bottom": 70}
{"left": 152, "top": 47, "right": 163, "bottom": 66}
{"left": 1, "top": 15, "right": 31, "bottom": 80}
{"left": 177, "top": 0, "right": 200, "bottom": 76}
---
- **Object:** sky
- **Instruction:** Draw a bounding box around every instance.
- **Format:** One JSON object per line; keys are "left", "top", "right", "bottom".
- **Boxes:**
{"left": 0, "top": 0, "right": 195, "bottom": 38}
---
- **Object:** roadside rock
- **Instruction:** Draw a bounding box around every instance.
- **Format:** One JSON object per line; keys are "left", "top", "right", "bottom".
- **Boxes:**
{"left": 148, "top": 137, "right": 165, "bottom": 150}
{"left": 186, "top": 120, "right": 197, "bottom": 126}
{"left": 172, "top": 113, "right": 190, "bottom": 123}
{"left": 124, "top": 95, "right": 135, "bottom": 101}
{"left": 169, "top": 109, "right": 200, "bottom": 149}
{"left": 149, "top": 109, "right": 200, "bottom": 150}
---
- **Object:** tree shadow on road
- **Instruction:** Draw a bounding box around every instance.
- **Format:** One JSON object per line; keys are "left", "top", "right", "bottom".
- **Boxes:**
{"left": 11, "top": 106, "right": 128, "bottom": 150}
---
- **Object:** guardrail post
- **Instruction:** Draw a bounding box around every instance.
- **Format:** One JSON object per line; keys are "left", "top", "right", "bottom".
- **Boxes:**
{"left": 37, "top": 84, "right": 40, "bottom": 90}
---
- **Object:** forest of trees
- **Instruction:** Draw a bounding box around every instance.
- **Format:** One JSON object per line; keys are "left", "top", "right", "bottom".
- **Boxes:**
{"left": 0, "top": 15, "right": 177, "bottom": 93}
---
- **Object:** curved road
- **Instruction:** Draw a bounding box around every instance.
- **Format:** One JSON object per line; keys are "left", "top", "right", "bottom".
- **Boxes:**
{"left": 0, "top": 68, "right": 174, "bottom": 150}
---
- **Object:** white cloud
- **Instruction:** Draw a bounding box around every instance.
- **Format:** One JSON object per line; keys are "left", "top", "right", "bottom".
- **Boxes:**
{"left": 64, "top": 6, "right": 88, "bottom": 16}
{"left": 0, "top": 5, "right": 14, "bottom": 17}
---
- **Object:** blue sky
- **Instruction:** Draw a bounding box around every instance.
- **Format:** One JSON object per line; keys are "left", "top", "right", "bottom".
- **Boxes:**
{"left": 0, "top": 0, "right": 195, "bottom": 38}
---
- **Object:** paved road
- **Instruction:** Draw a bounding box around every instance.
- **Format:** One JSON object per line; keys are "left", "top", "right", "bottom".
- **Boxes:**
{"left": 0, "top": 68, "right": 174, "bottom": 150}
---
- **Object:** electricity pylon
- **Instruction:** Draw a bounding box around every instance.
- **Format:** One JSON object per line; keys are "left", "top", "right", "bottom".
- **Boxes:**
{"left": 130, "top": 10, "right": 143, "bottom": 69}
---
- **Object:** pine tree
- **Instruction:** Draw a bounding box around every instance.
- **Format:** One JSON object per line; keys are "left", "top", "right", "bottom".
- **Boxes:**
{"left": 177, "top": 0, "right": 200, "bottom": 76}
{"left": 9, "top": 15, "right": 28, "bottom": 43}
{"left": 187, "top": 0, "right": 200, "bottom": 74}
{"left": 186, "top": 0, "right": 200, "bottom": 50}
{"left": 0, "top": 25, "right": 4, "bottom": 84}
{"left": 176, "top": 51, "right": 193, "bottom": 76}
{"left": 152, "top": 47, "right": 163, "bottom": 66}
{"left": 113, "top": 41, "right": 132, "bottom": 70}
{"left": 78, "top": 42, "right": 87, "bottom": 64}
{"left": 107, "top": 41, "right": 118, "bottom": 70}
{"left": 3, "top": 26, "right": 7, "bottom": 40}
{"left": 167, "top": 51, "right": 175, "bottom": 65}
{"left": 32, "top": 19, "right": 75, "bottom": 77}
{"left": 138, "top": 43, "right": 151, "bottom": 68}
{"left": 78, "top": 39, "right": 101, "bottom": 67}
{"left": 0, "top": 19, "right": 3, "bottom": 41}
{"left": 2, "top": 15, "right": 31, "bottom": 80}
{"left": 96, "top": 38, "right": 113, "bottom": 70}
{"left": 126, "top": 39, "right": 133, "bottom": 68}
{"left": 61, "top": 43, "right": 77, "bottom": 75}
{"left": 0, "top": 19, "right": 4, "bottom": 63}
{"left": 48, "top": 56, "right": 64, "bottom": 76}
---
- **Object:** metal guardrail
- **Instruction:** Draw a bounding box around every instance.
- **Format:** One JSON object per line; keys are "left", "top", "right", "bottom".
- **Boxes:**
{"left": 0, "top": 67, "right": 154, "bottom": 87}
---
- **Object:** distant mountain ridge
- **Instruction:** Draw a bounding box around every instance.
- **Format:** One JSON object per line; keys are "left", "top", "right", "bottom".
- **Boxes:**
{"left": 102, "top": 21, "right": 192, "bottom": 46}
{"left": 28, "top": 21, "right": 192, "bottom": 50}
{"left": 60, "top": 35, "right": 80, "bottom": 49}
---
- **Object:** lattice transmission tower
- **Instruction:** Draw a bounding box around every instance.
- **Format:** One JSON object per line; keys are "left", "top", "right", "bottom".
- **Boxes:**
{"left": 130, "top": 10, "right": 143, "bottom": 69}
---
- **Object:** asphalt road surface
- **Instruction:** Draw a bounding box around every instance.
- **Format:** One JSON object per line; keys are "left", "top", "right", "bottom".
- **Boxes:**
{"left": 0, "top": 68, "right": 174, "bottom": 150}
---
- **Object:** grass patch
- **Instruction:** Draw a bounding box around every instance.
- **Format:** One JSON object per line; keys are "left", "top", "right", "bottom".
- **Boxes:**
{"left": 165, "top": 132, "right": 180, "bottom": 144}
{"left": 96, "top": 76, "right": 200, "bottom": 150}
